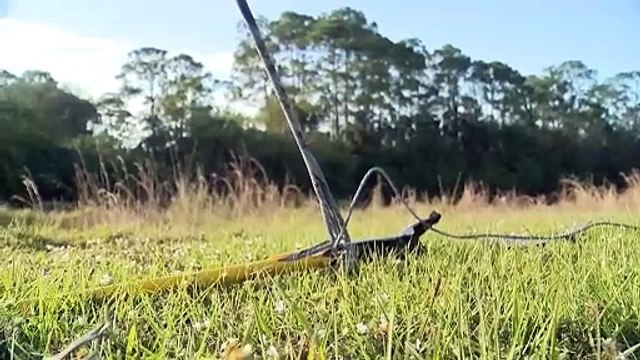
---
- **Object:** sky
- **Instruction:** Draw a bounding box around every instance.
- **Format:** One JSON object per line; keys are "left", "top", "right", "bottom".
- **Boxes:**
{"left": 0, "top": 0, "right": 638, "bottom": 113}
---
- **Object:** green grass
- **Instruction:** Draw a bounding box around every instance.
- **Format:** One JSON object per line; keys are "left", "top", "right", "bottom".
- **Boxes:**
{"left": 1, "top": 204, "right": 640, "bottom": 359}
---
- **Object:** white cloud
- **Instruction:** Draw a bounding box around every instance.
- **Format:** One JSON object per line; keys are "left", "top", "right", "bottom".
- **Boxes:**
{"left": 0, "top": 18, "right": 130, "bottom": 99}
{"left": 0, "top": 19, "right": 246, "bottom": 113}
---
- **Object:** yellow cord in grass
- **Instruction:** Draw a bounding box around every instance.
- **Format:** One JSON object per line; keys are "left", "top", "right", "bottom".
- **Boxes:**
{"left": 16, "top": 253, "right": 333, "bottom": 314}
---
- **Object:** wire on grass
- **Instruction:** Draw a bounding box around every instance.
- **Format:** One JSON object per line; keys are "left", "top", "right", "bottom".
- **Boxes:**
{"left": 336, "top": 167, "right": 640, "bottom": 245}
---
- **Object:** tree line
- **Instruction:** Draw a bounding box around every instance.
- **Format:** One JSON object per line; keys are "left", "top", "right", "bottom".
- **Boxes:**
{"left": 1, "top": 7, "right": 639, "bottom": 205}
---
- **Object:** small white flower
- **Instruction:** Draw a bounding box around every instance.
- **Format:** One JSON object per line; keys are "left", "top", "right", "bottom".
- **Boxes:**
{"left": 99, "top": 273, "right": 112, "bottom": 285}
{"left": 356, "top": 322, "right": 368, "bottom": 334}
{"left": 75, "top": 316, "right": 87, "bottom": 327}
{"left": 266, "top": 345, "right": 279, "bottom": 358}
{"left": 316, "top": 328, "right": 326, "bottom": 338}
{"left": 193, "top": 319, "right": 211, "bottom": 331}
{"left": 274, "top": 300, "right": 287, "bottom": 314}
{"left": 239, "top": 343, "right": 253, "bottom": 357}
{"left": 378, "top": 293, "right": 389, "bottom": 304}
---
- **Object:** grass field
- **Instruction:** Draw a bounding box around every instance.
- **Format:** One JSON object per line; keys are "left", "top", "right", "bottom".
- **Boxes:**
{"left": 2, "top": 169, "right": 640, "bottom": 359}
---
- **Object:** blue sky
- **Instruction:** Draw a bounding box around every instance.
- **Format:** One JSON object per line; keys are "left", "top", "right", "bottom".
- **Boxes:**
{"left": 0, "top": 0, "right": 7, "bottom": 18}
{"left": 1, "top": 0, "right": 638, "bottom": 109}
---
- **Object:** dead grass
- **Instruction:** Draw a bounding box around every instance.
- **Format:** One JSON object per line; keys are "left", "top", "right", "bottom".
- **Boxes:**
{"left": 6, "top": 154, "right": 640, "bottom": 233}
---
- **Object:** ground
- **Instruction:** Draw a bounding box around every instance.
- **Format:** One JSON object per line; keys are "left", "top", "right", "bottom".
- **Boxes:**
{"left": 1, "top": 198, "right": 640, "bottom": 359}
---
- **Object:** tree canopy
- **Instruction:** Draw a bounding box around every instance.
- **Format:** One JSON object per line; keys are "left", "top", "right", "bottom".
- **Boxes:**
{"left": 1, "top": 7, "right": 639, "bottom": 205}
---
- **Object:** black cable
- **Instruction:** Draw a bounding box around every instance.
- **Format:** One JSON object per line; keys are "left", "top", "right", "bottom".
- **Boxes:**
{"left": 338, "top": 167, "right": 640, "bottom": 245}
{"left": 430, "top": 221, "right": 640, "bottom": 243}
{"left": 333, "top": 167, "right": 421, "bottom": 245}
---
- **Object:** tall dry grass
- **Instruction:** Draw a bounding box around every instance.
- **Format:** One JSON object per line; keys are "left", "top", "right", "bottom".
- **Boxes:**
{"left": 60, "top": 153, "right": 304, "bottom": 228}
{"left": 11, "top": 153, "right": 640, "bottom": 230}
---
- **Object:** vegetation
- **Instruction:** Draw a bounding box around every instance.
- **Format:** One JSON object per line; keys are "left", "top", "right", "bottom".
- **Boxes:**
{"left": 2, "top": 166, "right": 640, "bottom": 358}
{"left": 2, "top": 5, "right": 640, "bottom": 359}
{"left": 1, "top": 7, "right": 640, "bottom": 204}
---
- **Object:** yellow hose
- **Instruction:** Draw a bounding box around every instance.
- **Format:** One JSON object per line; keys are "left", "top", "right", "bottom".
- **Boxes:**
{"left": 16, "top": 253, "right": 333, "bottom": 314}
